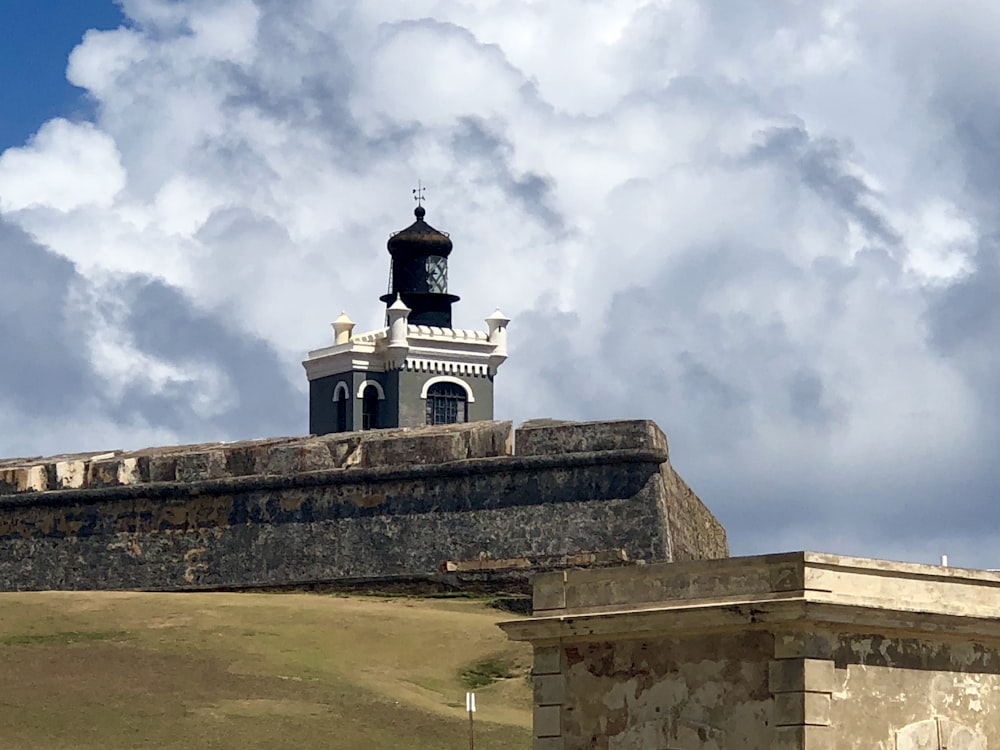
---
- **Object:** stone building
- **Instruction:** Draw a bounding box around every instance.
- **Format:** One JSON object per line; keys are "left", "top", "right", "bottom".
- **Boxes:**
{"left": 302, "top": 203, "right": 509, "bottom": 435}
{"left": 501, "top": 552, "right": 1000, "bottom": 749}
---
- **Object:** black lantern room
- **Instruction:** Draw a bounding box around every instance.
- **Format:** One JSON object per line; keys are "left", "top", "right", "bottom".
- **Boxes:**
{"left": 379, "top": 205, "right": 460, "bottom": 327}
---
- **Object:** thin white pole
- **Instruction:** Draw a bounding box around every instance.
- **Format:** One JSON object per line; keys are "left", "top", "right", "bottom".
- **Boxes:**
{"left": 466, "top": 692, "right": 476, "bottom": 750}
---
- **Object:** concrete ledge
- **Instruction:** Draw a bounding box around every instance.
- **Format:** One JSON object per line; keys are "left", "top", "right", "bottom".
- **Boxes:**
{"left": 527, "top": 551, "right": 1000, "bottom": 619}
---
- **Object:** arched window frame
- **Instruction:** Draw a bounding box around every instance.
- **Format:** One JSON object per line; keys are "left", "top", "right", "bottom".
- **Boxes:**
{"left": 360, "top": 384, "right": 381, "bottom": 430}
{"left": 419, "top": 376, "right": 475, "bottom": 402}
{"left": 356, "top": 380, "right": 386, "bottom": 400}
{"left": 332, "top": 381, "right": 350, "bottom": 432}
{"left": 424, "top": 380, "right": 470, "bottom": 425}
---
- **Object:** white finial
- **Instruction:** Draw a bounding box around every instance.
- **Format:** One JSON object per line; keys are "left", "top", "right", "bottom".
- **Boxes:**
{"left": 388, "top": 293, "right": 410, "bottom": 312}
{"left": 486, "top": 308, "right": 510, "bottom": 327}
{"left": 386, "top": 295, "right": 411, "bottom": 367}
{"left": 331, "top": 311, "right": 355, "bottom": 345}
{"left": 486, "top": 308, "right": 510, "bottom": 373}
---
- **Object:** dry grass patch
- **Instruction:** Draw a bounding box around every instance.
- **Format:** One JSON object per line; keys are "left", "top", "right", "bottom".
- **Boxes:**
{"left": 0, "top": 591, "right": 532, "bottom": 749}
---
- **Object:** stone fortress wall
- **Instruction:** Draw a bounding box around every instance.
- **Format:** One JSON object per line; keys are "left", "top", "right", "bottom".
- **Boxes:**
{"left": 0, "top": 419, "right": 727, "bottom": 591}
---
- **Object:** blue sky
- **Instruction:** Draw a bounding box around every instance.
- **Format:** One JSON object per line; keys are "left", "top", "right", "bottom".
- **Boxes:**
{"left": 1, "top": 0, "right": 999, "bottom": 569}
{"left": 0, "top": 1, "right": 125, "bottom": 150}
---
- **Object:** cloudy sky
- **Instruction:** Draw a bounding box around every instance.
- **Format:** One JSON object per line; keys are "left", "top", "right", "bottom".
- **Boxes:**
{"left": 1, "top": 0, "right": 998, "bottom": 568}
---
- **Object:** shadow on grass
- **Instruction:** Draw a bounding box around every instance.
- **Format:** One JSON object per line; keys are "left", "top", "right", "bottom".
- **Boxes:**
{"left": 0, "top": 631, "right": 130, "bottom": 647}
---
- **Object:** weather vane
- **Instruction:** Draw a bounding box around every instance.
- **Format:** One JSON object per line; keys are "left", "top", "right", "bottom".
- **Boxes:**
{"left": 412, "top": 181, "right": 426, "bottom": 207}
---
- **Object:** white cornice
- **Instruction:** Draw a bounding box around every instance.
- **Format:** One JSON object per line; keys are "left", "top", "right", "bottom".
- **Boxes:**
{"left": 304, "top": 322, "right": 508, "bottom": 380}
{"left": 406, "top": 325, "right": 490, "bottom": 342}
{"left": 402, "top": 359, "right": 491, "bottom": 376}
{"left": 302, "top": 348, "right": 385, "bottom": 380}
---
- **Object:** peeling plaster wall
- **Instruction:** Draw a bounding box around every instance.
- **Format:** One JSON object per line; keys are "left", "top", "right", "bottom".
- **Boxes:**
{"left": 503, "top": 554, "right": 1000, "bottom": 749}
{"left": 830, "top": 634, "right": 999, "bottom": 749}
{"left": 559, "top": 633, "right": 774, "bottom": 750}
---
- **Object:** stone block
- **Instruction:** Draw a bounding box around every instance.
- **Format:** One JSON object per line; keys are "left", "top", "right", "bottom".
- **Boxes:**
{"left": 361, "top": 431, "right": 463, "bottom": 468}
{"left": 148, "top": 455, "right": 177, "bottom": 482}
{"left": 533, "top": 576, "right": 567, "bottom": 613}
{"left": 313, "top": 433, "right": 364, "bottom": 469}
{"left": 259, "top": 442, "right": 337, "bottom": 475}
{"left": 56, "top": 460, "right": 86, "bottom": 489}
{"left": 774, "top": 632, "right": 835, "bottom": 660}
{"left": 116, "top": 457, "right": 146, "bottom": 485}
{"left": 360, "top": 421, "right": 510, "bottom": 468}
{"left": 464, "top": 419, "right": 513, "bottom": 458}
{"left": 224, "top": 446, "right": 259, "bottom": 476}
{"left": 27, "top": 465, "right": 49, "bottom": 492}
{"left": 774, "top": 692, "right": 830, "bottom": 726}
{"left": 533, "top": 646, "right": 562, "bottom": 676}
{"left": 533, "top": 705, "right": 561, "bottom": 738}
{"left": 773, "top": 725, "right": 834, "bottom": 750}
{"left": 88, "top": 459, "right": 122, "bottom": 488}
{"left": 296, "top": 441, "right": 342, "bottom": 472}
{"left": 175, "top": 450, "right": 228, "bottom": 482}
{"left": 516, "top": 419, "right": 668, "bottom": 457}
{"left": 0, "top": 469, "right": 19, "bottom": 494}
{"left": 769, "top": 659, "right": 835, "bottom": 694}
{"left": 533, "top": 673, "right": 565, "bottom": 706}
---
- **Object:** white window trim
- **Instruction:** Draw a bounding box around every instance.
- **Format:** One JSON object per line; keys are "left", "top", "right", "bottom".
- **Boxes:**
{"left": 357, "top": 379, "right": 386, "bottom": 400}
{"left": 420, "top": 375, "right": 476, "bottom": 403}
{"left": 333, "top": 381, "right": 350, "bottom": 401}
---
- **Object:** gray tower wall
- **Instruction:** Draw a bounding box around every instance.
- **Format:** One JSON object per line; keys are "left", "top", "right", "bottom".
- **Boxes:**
{"left": 309, "top": 371, "right": 397, "bottom": 434}
{"left": 396, "top": 370, "right": 494, "bottom": 428}
{"left": 311, "top": 369, "right": 494, "bottom": 433}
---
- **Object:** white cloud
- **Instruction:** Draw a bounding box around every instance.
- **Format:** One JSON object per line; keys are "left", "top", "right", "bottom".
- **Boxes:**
{"left": 900, "top": 201, "right": 977, "bottom": 283}
{"left": 0, "top": 119, "right": 125, "bottom": 212}
{"left": 2, "top": 0, "right": 1000, "bottom": 567}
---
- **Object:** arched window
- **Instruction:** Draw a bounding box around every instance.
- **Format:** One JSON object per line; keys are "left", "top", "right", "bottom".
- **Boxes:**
{"left": 334, "top": 385, "right": 349, "bottom": 433}
{"left": 361, "top": 385, "right": 380, "bottom": 430}
{"left": 425, "top": 382, "right": 468, "bottom": 425}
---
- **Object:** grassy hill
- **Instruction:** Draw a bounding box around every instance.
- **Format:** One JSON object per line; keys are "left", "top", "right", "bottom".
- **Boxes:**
{"left": 0, "top": 591, "right": 533, "bottom": 749}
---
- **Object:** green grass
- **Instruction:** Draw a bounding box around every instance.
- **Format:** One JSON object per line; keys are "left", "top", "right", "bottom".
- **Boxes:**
{"left": 461, "top": 656, "right": 518, "bottom": 689}
{"left": 0, "top": 591, "right": 533, "bottom": 749}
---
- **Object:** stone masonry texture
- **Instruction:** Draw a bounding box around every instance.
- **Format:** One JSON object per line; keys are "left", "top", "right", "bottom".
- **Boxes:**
{"left": 0, "top": 420, "right": 728, "bottom": 591}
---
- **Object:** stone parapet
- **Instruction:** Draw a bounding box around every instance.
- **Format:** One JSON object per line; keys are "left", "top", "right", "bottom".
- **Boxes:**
{"left": 0, "top": 420, "right": 727, "bottom": 591}
{"left": 0, "top": 421, "right": 514, "bottom": 495}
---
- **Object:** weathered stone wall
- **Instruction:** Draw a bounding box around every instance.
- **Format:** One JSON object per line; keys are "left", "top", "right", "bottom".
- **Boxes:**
{"left": 501, "top": 553, "right": 1000, "bottom": 750}
{"left": 554, "top": 633, "right": 774, "bottom": 749}
{"left": 0, "top": 419, "right": 727, "bottom": 591}
{"left": 829, "top": 634, "right": 997, "bottom": 748}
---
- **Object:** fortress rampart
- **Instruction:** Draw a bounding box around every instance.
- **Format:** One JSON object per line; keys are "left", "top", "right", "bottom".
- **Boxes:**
{"left": 0, "top": 420, "right": 727, "bottom": 591}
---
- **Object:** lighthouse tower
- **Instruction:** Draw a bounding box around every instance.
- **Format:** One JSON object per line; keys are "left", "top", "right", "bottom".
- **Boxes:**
{"left": 302, "top": 202, "right": 509, "bottom": 434}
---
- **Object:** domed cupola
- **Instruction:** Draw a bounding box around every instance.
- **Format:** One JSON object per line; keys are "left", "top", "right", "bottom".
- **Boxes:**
{"left": 379, "top": 205, "right": 460, "bottom": 327}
